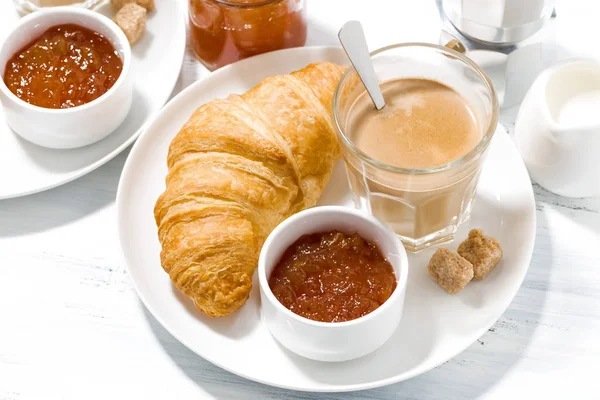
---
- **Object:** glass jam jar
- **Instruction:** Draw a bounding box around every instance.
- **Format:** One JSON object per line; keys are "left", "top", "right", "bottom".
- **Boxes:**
{"left": 189, "top": 0, "right": 307, "bottom": 71}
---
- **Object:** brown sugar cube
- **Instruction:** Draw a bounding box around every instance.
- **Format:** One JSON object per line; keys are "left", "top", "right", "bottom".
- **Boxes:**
{"left": 428, "top": 248, "right": 474, "bottom": 294}
{"left": 111, "top": 0, "right": 155, "bottom": 12}
{"left": 457, "top": 229, "right": 503, "bottom": 281}
{"left": 114, "top": 3, "right": 147, "bottom": 45}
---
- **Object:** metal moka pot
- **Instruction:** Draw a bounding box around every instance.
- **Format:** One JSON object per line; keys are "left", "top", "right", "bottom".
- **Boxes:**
{"left": 442, "top": 0, "right": 555, "bottom": 44}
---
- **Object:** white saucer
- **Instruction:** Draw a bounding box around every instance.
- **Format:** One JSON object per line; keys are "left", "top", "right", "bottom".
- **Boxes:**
{"left": 0, "top": 0, "right": 186, "bottom": 199}
{"left": 117, "top": 46, "right": 536, "bottom": 392}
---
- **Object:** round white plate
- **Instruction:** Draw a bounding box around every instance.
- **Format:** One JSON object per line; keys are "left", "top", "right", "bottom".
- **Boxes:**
{"left": 0, "top": 0, "right": 186, "bottom": 199}
{"left": 117, "top": 46, "right": 536, "bottom": 392}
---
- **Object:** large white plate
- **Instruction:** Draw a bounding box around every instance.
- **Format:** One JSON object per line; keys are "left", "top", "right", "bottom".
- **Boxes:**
{"left": 117, "top": 47, "right": 536, "bottom": 392}
{"left": 0, "top": 0, "right": 186, "bottom": 199}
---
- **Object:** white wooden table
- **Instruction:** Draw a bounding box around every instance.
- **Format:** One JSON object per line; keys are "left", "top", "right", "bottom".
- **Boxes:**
{"left": 1, "top": 1, "right": 599, "bottom": 399}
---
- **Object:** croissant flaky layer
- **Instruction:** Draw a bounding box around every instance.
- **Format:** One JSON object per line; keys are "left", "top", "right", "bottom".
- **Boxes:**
{"left": 154, "top": 62, "right": 346, "bottom": 317}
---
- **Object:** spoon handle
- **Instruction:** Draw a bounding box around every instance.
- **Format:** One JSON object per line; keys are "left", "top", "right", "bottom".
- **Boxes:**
{"left": 338, "top": 21, "right": 386, "bottom": 110}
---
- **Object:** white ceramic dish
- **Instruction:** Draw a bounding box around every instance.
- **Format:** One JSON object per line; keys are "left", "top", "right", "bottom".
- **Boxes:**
{"left": 259, "top": 206, "right": 408, "bottom": 362}
{"left": 117, "top": 46, "right": 536, "bottom": 392}
{"left": 0, "top": 0, "right": 185, "bottom": 198}
{"left": 0, "top": 8, "right": 133, "bottom": 149}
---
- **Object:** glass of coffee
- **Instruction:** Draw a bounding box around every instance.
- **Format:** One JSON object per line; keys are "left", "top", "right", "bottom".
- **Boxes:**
{"left": 333, "top": 43, "right": 498, "bottom": 252}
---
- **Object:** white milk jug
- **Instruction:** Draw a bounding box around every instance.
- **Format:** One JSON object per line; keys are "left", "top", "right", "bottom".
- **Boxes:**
{"left": 515, "top": 59, "right": 600, "bottom": 198}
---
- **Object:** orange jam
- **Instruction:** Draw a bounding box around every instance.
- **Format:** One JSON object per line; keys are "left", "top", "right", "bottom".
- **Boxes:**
{"left": 3, "top": 24, "right": 123, "bottom": 109}
{"left": 189, "top": 0, "right": 307, "bottom": 71}
{"left": 269, "top": 231, "right": 397, "bottom": 323}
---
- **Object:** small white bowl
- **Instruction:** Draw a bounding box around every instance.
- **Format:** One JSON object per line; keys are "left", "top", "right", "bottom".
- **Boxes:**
{"left": 0, "top": 7, "right": 133, "bottom": 149}
{"left": 258, "top": 206, "right": 409, "bottom": 362}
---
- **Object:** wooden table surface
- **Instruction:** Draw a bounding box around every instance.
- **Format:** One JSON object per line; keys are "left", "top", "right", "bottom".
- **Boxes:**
{"left": 1, "top": 0, "right": 599, "bottom": 399}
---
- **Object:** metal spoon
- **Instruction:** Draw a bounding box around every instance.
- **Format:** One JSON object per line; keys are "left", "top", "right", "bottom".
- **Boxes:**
{"left": 338, "top": 21, "right": 386, "bottom": 111}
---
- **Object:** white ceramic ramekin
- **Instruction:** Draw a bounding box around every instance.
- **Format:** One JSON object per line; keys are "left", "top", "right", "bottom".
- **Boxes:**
{"left": 0, "top": 7, "right": 133, "bottom": 149}
{"left": 258, "top": 206, "right": 409, "bottom": 362}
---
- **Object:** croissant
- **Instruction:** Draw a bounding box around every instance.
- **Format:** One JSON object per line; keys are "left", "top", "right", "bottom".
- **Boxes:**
{"left": 154, "top": 62, "right": 346, "bottom": 317}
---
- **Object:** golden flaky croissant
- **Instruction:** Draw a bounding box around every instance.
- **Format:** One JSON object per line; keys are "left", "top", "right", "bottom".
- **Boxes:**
{"left": 154, "top": 62, "right": 346, "bottom": 317}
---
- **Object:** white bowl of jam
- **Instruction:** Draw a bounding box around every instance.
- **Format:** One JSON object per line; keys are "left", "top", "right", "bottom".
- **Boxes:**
{"left": 0, "top": 7, "right": 132, "bottom": 149}
{"left": 258, "top": 205, "right": 409, "bottom": 362}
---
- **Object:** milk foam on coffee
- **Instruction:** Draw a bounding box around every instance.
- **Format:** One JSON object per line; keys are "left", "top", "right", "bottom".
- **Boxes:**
{"left": 350, "top": 78, "right": 480, "bottom": 169}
